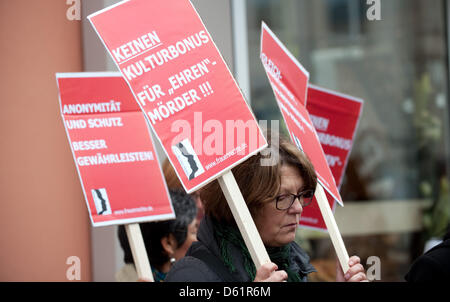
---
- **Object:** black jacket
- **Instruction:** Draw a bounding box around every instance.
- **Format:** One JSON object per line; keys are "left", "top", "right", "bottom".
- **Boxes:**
{"left": 405, "top": 236, "right": 450, "bottom": 282}
{"left": 165, "top": 216, "right": 316, "bottom": 282}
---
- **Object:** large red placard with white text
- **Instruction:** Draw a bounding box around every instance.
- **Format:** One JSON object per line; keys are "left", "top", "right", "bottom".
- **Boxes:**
{"left": 261, "top": 22, "right": 342, "bottom": 231}
{"left": 306, "top": 85, "right": 363, "bottom": 189}
{"left": 88, "top": 0, "right": 267, "bottom": 193}
{"left": 57, "top": 72, "right": 174, "bottom": 227}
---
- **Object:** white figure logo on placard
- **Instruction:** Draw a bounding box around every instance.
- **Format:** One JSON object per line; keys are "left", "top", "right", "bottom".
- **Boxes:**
{"left": 91, "top": 188, "right": 111, "bottom": 215}
{"left": 172, "top": 139, "right": 205, "bottom": 180}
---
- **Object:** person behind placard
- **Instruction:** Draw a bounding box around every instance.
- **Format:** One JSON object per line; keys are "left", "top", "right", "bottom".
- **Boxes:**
{"left": 405, "top": 227, "right": 450, "bottom": 281}
{"left": 116, "top": 189, "right": 198, "bottom": 282}
{"left": 165, "top": 134, "right": 367, "bottom": 282}
{"left": 162, "top": 158, "right": 204, "bottom": 221}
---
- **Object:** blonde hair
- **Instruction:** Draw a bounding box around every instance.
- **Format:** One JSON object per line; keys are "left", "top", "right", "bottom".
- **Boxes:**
{"left": 162, "top": 159, "right": 183, "bottom": 189}
{"left": 200, "top": 135, "right": 317, "bottom": 225}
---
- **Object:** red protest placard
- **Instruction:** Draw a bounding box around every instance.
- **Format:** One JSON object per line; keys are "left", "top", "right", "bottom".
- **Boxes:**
{"left": 259, "top": 27, "right": 309, "bottom": 107}
{"left": 300, "top": 85, "right": 363, "bottom": 230}
{"left": 88, "top": 0, "right": 267, "bottom": 193}
{"left": 261, "top": 22, "right": 342, "bottom": 231}
{"left": 57, "top": 72, "right": 174, "bottom": 227}
{"left": 260, "top": 23, "right": 342, "bottom": 204}
{"left": 306, "top": 84, "right": 363, "bottom": 189}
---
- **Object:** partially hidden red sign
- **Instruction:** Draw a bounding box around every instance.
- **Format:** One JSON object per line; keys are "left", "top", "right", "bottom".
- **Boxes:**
{"left": 306, "top": 85, "right": 363, "bottom": 189}
{"left": 260, "top": 22, "right": 342, "bottom": 231}
{"left": 88, "top": 0, "right": 267, "bottom": 193}
{"left": 57, "top": 72, "right": 174, "bottom": 227}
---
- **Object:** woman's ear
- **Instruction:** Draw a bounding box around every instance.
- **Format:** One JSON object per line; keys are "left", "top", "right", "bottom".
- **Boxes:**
{"left": 160, "top": 234, "right": 177, "bottom": 255}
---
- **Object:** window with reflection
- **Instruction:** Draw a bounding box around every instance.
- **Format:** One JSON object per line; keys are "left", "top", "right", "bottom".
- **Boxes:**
{"left": 246, "top": 0, "right": 450, "bottom": 281}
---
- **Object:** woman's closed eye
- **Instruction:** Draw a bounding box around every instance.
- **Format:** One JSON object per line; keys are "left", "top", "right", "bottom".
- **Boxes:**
{"left": 277, "top": 194, "right": 291, "bottom": 201}
{"left": 300, "top": 189, "right": 314, "bottom": 199}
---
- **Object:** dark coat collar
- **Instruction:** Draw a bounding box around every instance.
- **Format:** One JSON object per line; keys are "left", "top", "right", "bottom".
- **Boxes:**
{"left": 196, "top": 216, "right": 316, "bottom": 281}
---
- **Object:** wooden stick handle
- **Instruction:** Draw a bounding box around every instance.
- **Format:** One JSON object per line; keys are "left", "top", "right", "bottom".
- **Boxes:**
{"left": 314, "top": 183, "right": 350, "bottom": 273}
{"left": 125, "top": 223, "right": 154, "bottom": 282}
{"left": 218, "top": 170, "right": 271, "bottom": 269}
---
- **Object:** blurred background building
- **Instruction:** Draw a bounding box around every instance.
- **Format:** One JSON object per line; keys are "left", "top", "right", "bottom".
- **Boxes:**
{"left": 1, "top": 0, "right": 449, "bottom": 281}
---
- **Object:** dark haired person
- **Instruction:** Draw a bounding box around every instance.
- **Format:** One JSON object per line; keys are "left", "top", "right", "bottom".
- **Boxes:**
{"left": 405, "top": 228, "right": 450, "bottom": 282}
{"left": 116, "top": 189, "right": 198, "bottom": 282}
{"left": 166, "top": 136, "right": 367, "bottom": 282}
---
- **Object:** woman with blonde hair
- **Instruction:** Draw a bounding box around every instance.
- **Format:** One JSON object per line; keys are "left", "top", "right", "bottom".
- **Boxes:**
{"left": 166, "top": 135, "right": 366, "bottom": 282}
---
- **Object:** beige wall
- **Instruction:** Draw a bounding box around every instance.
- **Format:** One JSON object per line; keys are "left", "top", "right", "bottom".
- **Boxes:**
{"left": 79, "top": 0, "right": 235, "bottom": 281}
{"left": 0, "top": 0, "right": 234, "bottom": 281}
{"left": 0, "top": 0, "right": 91, "bottom": 281}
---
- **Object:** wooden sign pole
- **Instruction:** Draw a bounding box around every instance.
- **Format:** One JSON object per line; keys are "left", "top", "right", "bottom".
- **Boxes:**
{"left": 125, "top": 223, "right": 155, "bottom": 282}
{"left": 314, "top": 183, "right": 350, "bottom": 273}
{"left": 218, "top": 170, "right": 271, "bottom": 269}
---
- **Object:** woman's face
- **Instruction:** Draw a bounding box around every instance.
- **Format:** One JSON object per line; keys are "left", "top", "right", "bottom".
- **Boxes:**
{"left": 253, "top": 165, "right": 305, "bottom": 247}
{"left": 172, "top": 218, "right": 199, "bottom": 260}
